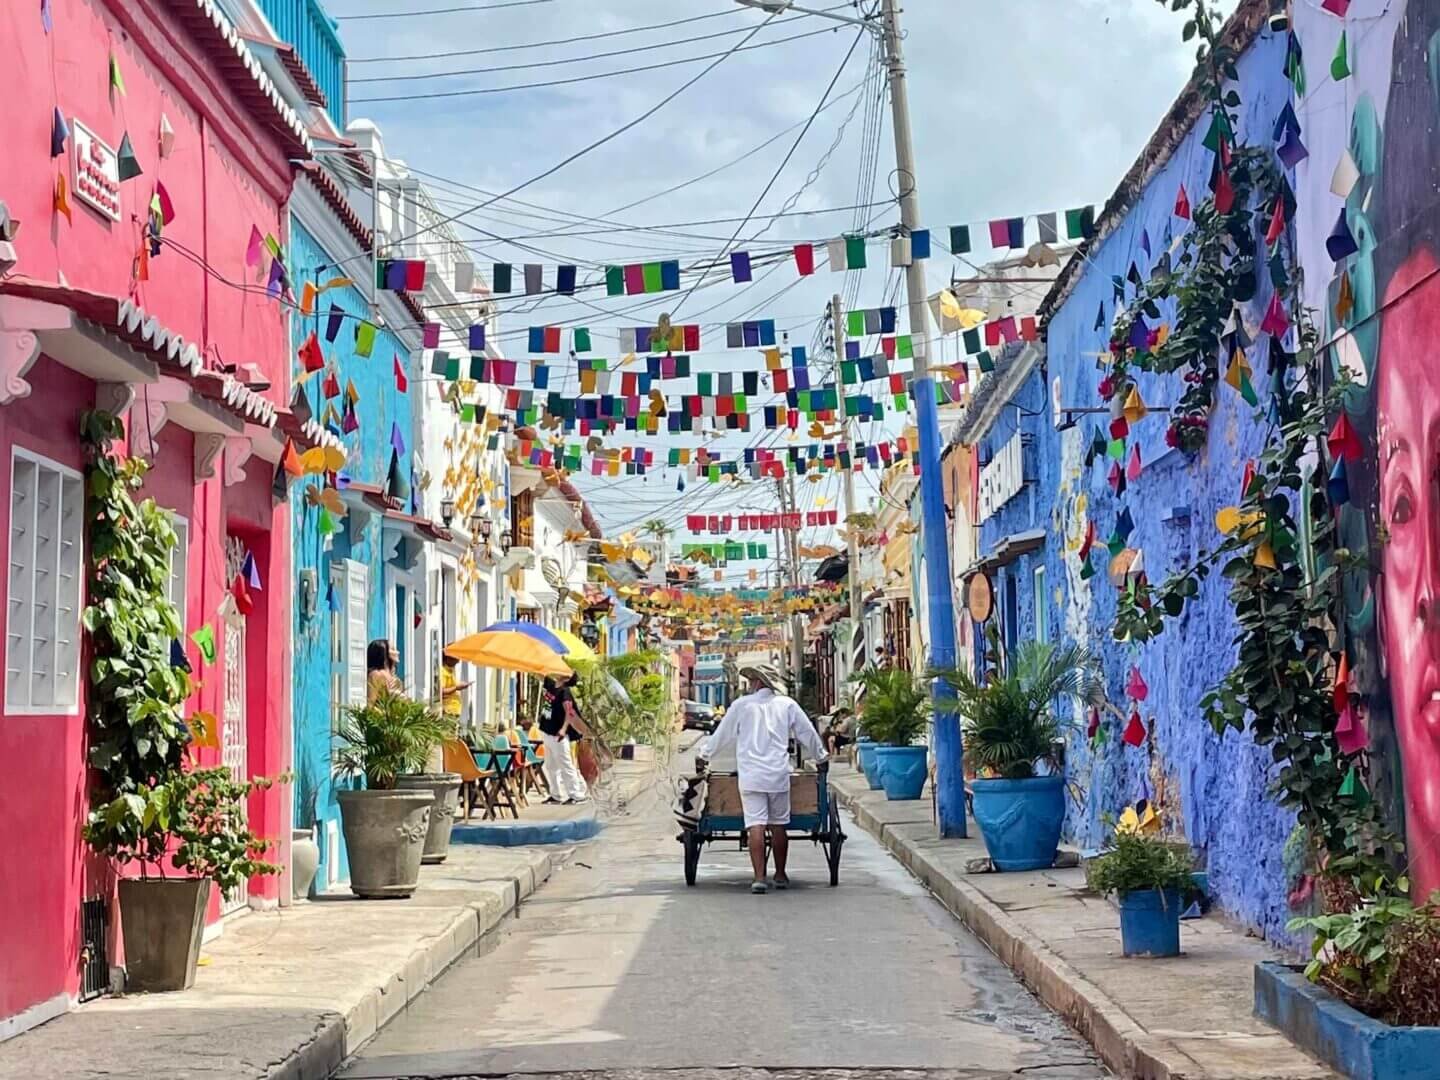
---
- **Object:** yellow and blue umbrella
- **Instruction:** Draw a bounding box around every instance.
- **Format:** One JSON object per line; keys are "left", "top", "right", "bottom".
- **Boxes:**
{"left": 444, "top": 623, "right": 570, "bottom": 678}
{"left": 550, "top": 628, "right": 599, "bottom": 665}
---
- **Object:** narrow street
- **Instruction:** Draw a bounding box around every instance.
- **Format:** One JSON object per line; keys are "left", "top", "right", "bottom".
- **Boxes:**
{"left": 343, "top": 763, "right": 1103, "bottom": 1080}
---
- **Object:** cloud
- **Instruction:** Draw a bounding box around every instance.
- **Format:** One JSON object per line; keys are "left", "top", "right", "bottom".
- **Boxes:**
{"left": 326, "top": 0, "right": 1238, "bottom": 533}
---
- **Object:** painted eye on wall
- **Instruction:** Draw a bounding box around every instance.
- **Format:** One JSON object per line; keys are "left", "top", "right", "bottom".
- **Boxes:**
{"left": 1391, "top": 492, "right": 1415, "bottom": 526}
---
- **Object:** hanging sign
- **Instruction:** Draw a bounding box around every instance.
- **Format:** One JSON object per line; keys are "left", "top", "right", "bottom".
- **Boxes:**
{"left": 966, "top": 571, "right": 994, "bottom": 623}
{"left": 70, "top": 119, "right": 121, "bottom": 222}
{"left": 977, "top": 432, "right": 1026, "bottom": 523}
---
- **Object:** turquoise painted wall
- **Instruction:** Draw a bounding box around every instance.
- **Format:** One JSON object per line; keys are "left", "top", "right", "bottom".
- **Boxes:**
{"left": 288, "top": 216, "right": 414, "bottom": 887}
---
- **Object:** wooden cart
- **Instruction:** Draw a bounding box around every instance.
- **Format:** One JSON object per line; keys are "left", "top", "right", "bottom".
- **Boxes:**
{"left": 680, "top": 770, "right": 845, "bottom": 886}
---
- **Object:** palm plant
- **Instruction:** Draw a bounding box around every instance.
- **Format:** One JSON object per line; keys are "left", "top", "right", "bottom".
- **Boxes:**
{"left": 334, "top": 692, "right": 453, "bottom": 790}
{"left": 936, "top": 637, "right": 1104, "bottom": 779}
{"left": 854, "top": 665, "right": 929, "bottom": 746}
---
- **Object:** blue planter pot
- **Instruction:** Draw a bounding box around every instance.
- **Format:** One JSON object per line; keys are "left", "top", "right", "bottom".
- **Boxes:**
{"left": 1118, "top": 888, "right": 1182, "bottom": 957}
{"left": 874, "top": 745, "right": 928, "bottom": 800}
{"left": 970, "top": 775, "right": 1066, "bottom": 871}
{"left": 856, "top": 741, "right": 883, "bottom": 790}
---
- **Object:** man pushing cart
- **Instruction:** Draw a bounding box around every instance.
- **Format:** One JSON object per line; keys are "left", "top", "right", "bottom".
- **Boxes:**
{"left": 691, "top": 662, "right": 833, "bottom": 893}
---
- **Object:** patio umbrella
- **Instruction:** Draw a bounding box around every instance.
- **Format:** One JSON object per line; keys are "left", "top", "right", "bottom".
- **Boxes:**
{"left": 550, "top": 628, "right": 599, "bottom": 664}
{"left": 444, "top": 626, "right": 570, "bottom": 678}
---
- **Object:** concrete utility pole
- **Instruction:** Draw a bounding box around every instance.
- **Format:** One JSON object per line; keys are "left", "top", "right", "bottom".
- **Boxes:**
{"left": 778, "top": 476, "right": 805, "bottom": 682}
{"left": 735, "top": 0, "right": 963, "bottom": 835}
{"left": 830, "top": 294, "right": 864, "bottom": 668}
{"left": 878, "top": 0, "right": 964, "bottom": 837}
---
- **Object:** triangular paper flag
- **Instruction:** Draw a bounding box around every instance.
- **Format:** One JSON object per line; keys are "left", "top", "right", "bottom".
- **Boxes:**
{"left": 1328, "top": 411, "right": 1363, "bottom": 461}
{"left": 1122, "top": 385, "right": 1147, "bottom": 424}
{"left": 1126, "top": 666, "right": 1149, "bottom": 702}
{"left": 1123, "top": 710, "right": 1147, "bottom": 746}
{"left": 50, "top": 107, "right": 68, "bottom": 158}
{"left": 109, "top": 52, "right": 126, "bottom": 95}
{"left": 1173, "top": 184, "right": 1191, "bottom": 220}
{"left": 1126, "top": 444, "right": 1143, "bottom": 483}
{"left": 1327, "top": 456, "right": 1350, "bottom": 506}
{"left": 190, "top": 624, "right": 216, "bottom": 665}
{"left": 394, "top": 354, "right": 408, "bottom": 392}
{"left": 1327, "top": 208, "right": 1359, "bottom": 261}
{"left": 1331, "top": 149, "right": 1359, "bottom": 199}
{"left": 116, "top": 132, "right": 142, "bottom": 182}
{"left": 1335, "top": 269, "right": 1354, "bottom": 324}
{"left": 1331, "top": 30, "right": 1350, "bottom": 81}
{"left": 1336, "top": 704, "right": 1368, "bottom": 755}
{"left": 54, "top": 173, "right": 72, "bottom": 224}
{"left": 158, "top": 113, "right": 175, "bottom": 158}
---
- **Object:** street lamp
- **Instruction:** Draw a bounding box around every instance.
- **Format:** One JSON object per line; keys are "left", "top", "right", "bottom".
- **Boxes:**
{"left": 440, "top": 496, "right": 455, "bottom": 527}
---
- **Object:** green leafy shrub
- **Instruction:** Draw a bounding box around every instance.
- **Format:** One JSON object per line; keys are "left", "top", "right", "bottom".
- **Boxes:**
{"left": 335, "top": 692, "right": 453, "bottom": 789}
{"left": 853, "top": 665, "right": 928, "bottom": 746}
{"left": 168, "top": 767, "right": 282, "bottom": 895}
{"left": 80, "top": 410, "right": 193, "bottom": 866}
{"left": 937, "top": 638, "right": 1102, "bottom": 778}
{"left": 1087, "top": 830, "right": 1195, "bottom": 897}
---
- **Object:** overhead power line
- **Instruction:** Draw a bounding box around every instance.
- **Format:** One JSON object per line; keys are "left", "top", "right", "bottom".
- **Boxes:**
{"left": 373, "top": 9, "right": 787, "bottom": 254}
{"left": 335, "top": 0, "right": 556, "bottom": 21}
{"left": 349, "top": 24, "right": 843, "bottom": 103}
{"left": 348, "top": 9, "right": 820, "bottom": 82}
{"left": 348, "top": 4, "right": 757, "bottom": 61}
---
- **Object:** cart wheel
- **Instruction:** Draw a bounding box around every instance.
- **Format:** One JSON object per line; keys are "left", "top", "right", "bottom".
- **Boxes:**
{"left": 827, "top": 835, "right": 843, "bottom": 886}
{"left": 683, "top": 831, "right": 701, "bottom": 886}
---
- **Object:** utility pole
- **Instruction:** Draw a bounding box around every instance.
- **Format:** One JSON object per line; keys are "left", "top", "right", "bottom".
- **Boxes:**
{"left": 734, "top": 0, "right": 963, "bottom": 835}
{"left": 878, "top": 0, "right": 964, "bottom": 837}
{"left": 776, "top": 476, "right": 804, "bottom": 684}
{"left": 831, "top": 294, "right": 865, "bottom": 678}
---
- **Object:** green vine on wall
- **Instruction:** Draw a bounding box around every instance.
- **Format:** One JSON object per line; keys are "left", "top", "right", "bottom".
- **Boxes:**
{"left": 81, "top": 410, "right": 194, "bottom": 868}
{"left": 1106, "top": 1, "right": 1402, "bottom": 898}
{"left": 81, "top": 410, "right": 282, "bottom": 885}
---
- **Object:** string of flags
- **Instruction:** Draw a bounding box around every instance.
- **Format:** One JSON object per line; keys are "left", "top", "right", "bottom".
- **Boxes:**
{"left": 681, "top": 542, "right": 770, "bottom": 563}
{"left": 685, "top": 510, "right": 840, "bottom": 533}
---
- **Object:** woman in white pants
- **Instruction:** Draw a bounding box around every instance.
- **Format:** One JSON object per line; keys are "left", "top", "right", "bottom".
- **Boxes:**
{"left": 539, "top": 673, "right": 589, "bottom": 803}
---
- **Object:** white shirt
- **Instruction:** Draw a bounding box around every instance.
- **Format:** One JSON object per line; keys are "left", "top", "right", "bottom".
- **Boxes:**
{"left": 697, "top": 688, "right": 827, "bottom": 793}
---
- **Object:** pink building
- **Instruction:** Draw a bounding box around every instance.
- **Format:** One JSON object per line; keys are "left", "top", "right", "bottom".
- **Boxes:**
{"left": 0, "top": 0, "right": 321, "bottom": 1037}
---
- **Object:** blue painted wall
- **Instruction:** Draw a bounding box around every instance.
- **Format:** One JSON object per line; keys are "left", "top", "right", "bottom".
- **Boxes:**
{"left": 288, "top": 217, "right": 414, "bottom": 887}
{"left": 977, "top": 31, "right": 1300, "bottom": 943}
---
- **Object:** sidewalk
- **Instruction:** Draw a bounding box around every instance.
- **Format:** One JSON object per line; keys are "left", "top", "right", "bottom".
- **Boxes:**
{"left": 0, "top": 759, "right": 660, "bottom": 1080}
{"left": 831, "top": 767, "right": 1337, "bottom": 1080}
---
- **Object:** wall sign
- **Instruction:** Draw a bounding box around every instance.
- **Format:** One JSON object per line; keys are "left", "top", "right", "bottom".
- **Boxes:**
{"left": 966, "top": 571, "right": 993, "bottom": 622}
{"left": 977, "top": 432, "right": 1025, "bottom": 523}
{"left": 71, "top": 120, "right": 121, "bottom": 222}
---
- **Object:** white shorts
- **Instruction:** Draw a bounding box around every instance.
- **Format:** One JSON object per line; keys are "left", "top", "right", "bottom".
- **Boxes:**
{"left": 741, "top": 789, "right": 790, "bottom": 827}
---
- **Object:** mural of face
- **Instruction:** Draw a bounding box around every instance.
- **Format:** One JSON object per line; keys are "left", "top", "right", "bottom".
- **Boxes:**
{"left": 1377, "top": 245, "right": 1440, "bottom": 901}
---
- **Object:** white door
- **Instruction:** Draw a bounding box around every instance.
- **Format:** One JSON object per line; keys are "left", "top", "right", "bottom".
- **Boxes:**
{"left": 221, "top": 537, "right": 249, "bottom": 915}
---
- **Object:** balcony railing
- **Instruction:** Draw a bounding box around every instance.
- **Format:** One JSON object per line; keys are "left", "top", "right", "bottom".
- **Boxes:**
{"left": 259, "top": 0, "right": 346, "bottom": 124}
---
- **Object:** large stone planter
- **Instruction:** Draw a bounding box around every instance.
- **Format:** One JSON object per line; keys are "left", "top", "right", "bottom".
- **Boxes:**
{"left": 397, "top": 773, "right": 462, "bottom": 864}
{"left": 118, "top": 877, "right": 210, "bottom": 992}
{"left": 337, "top": 788, "right": 433, "bottom": 899}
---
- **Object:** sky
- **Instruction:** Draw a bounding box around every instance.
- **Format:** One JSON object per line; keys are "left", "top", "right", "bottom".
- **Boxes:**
{"left": 321, "top": 0, "right": 1238, "bottom": 583}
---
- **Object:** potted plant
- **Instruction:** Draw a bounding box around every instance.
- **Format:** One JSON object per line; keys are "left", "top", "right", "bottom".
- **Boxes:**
{"left": 96, "top": 767, "right": 281, "bottom": 992}
{"left": 1086, "top": 828, "right": 1194, "bottom": 957}
{"left": 335, "top": 692, "right": 452, "bottom": 897}
{"left": 939, "top": 638, "right": 1103, "bottom": 870}
{"left": 396, "top": 704, "right": 463, "bottom": 865}
{"left": 854, "top": 666, "right": 930, "bottom": 800}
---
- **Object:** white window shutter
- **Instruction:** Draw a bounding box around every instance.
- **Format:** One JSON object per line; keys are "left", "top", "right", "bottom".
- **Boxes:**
{"left": 345, "top": 560, "right": 368, "bottom": 707}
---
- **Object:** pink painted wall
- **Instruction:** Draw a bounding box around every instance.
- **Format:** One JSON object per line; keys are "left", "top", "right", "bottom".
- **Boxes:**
{"left": 0, "top": 0, "right": 296, "bottom": 1023}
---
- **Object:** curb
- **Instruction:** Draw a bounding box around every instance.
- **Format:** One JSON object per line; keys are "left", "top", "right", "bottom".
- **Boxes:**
{"left": 273, "top": 849, "right": 555, "bottom": 1080}
{"left": 452, "top": 816, "right": 602, "bottom": 846}
{"left": 836, "top": 785, "right": 1181, "bottom": 1080}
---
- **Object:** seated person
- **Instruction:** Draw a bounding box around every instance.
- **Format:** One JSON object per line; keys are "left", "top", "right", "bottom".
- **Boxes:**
{"left": 823, "top": 709, "right": 855, "bottom": 755}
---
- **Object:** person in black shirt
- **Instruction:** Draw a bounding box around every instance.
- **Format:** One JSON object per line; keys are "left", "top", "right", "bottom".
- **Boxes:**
{"left": 539, "top": 672, "right": 590, "bottom": 804}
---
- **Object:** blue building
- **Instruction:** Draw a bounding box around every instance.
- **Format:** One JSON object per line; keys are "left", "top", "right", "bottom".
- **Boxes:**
{"left": 951, "top": 19, "right": 1297, "bottom": 941}
{"left": 248, "top": 0, "right": 430, "bottom": 891}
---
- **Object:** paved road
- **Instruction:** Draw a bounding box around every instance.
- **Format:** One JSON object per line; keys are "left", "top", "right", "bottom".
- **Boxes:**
{"left": 343, "top": 763, "right": 1104, "bottom": 1080}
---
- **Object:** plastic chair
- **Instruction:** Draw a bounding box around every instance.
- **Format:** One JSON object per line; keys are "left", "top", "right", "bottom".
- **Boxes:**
{"left": 442, "top": 738, "right": 498, "bottom": 821}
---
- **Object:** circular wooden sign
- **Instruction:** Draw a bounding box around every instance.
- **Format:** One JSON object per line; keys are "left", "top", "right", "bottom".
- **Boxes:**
{"left": 966, "top": 571, "right": 994, "bottom": 623}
